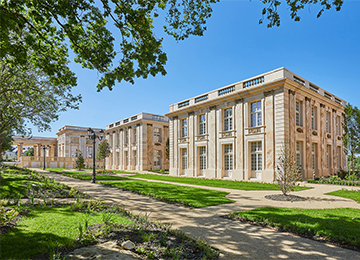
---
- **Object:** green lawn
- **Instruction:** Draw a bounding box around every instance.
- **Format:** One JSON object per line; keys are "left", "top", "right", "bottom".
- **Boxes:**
{"left": 131, "top": 174, "right": 310, "bottom": 191}
{"left": 326, "top": 190, "right": 360, "bottom": 203}
{"left": 100, "top": 180, "right": 234, "bottom": 208}
{"left": 63, "top": 173, "right": 131, "bottom": 181}
{"left": 0, "top": 173, "right": 42, "bottom": 198}
{"left": 0, "top": 206, "right": 133, "bottom": 259}
{"left": 230, "top": 207, "right": 360, "bottom": 247}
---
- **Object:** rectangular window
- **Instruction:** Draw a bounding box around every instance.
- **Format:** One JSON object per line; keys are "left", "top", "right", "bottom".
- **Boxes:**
{"left": 336, "top": 116, "right": 340, "bottom": 136}
{"left": 296, "top": 142, "right": 302, "bottom": 169}
{"left": 250, "top": 142, "right": 262, "bottom": 171}
{"left": 125, "top": 151, "right": 128, "bottom": 166}
{"left": 296, "top": 101, "right": 302, "bottom": 127}
{"left": 181, "top": 119, "right": 188, "bottom": 138}
{"left": 337, "top": 146, "right": 341, "bottom": 168}
{"left": 181, "top": 148, "right": 187, "bottom": 170}
{"left": 199, "top": 146, "right": 206, "bottom": 170}
{"left": 125, "top": 131, "right": 129, "bottom": 145}
{"left": 224, "top": 144, "right": 233, "bottom": 171}
{"left": 109, "top": 135, "right": 113, "bottom": 146}
{"left": 250, "top": 101, "right": 262, "bottom": 127}
{"left": 154, "top": 128, "right": 161, "bottom": 142}
{"left": 199, "top": 114, "right": 206, "bottom": 135}
{"left": 326, "top": 145, "right": 331, "bottom": 169}
{"left": 154, "top": 150, "right": 161, "bottom": 167}
{"left": 326, "top": 112, "right": 331, "bottom": 133}
{"left": 223, "top": 108, "right": 233, "bottom": 131}
{"left": 133, "top": 128, "right": 137, "bottom": 143}
{"left": 116, "top": 133, "right": 120, "bottom": 146}
{"left": 311, "top": 107, "right": 317, "bottom": 130}
{"left": 312, "top": 143, "right": 316, "bottom": 170}
{"left": 133, "top": 150, "right": 137, "bottom": 166}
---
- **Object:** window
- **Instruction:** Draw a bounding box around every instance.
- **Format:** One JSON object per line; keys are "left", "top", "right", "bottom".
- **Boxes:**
{"left": 125, "top": 131, "right": 129, "bottom": 145}
{"left": 181, "top": 119, "right": 188, "bottom": 138}
{"left": 133, "top": 128, "right": 137, "bottom": 143}
{"left": 327, "top": 145, "right": 331, "bottom": 169}
{"left": 199, "top": 114, "right": 206, "bottom": 135}
{"left": 199, "top": 146, "right": 206, "bottom": 170}
{"left": 223, "top": 108, "right": 233, "bottom": 131}
{"left": 336, "top": 116, "right": 340, "bottom": 136}
{"left": 250, "top": 101, "right": 262, "bottom": 127}
{"left": 224, "top": 144, "right": 233, "bottom": 171}
{"left": 326, "top": 112, "right": 331, "bottom": 133}
{"left": 109, "top": 135, "right": 113, "bottom": 146}
{"left": 296, "top": 142, "right": 302, "bottom": 169}
{"left": 154, "top": 128, "right": 161, "bottom": 142}
{"left": 125, "top": 151, "right": 128, "bottom": 166}
{"left": 311, "top": 107, "right": 317, "bottom": 130}
{"left": 312, "top": 143, "right": 316, "bottom": 170}
{"left": 250, "top": 142, "right": 262, "bottom": 171}
{"left": 181, "top": 148, "right": 187, "bottom": 170}
{"left": 296, "top": 101, "right": 303, "bottom": 127}
{"left": 337, "top": 146, "right": 341, "bottom": 168}
{"left": 116, "top": 133, "right": 120, "bottom": 146}
{"left": 154, "top": 150, "right": 161, "bottom": 167}
{"left": 133, "top": 150, "right": 137, "bottom": 166}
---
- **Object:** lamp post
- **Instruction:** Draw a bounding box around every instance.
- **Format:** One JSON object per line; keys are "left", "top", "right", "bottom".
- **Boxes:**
{"left": 40, "top": 145, "right": 49, "bottom": 170}
{"left": 87, "top": 128, "right": 104, "bottom": 183}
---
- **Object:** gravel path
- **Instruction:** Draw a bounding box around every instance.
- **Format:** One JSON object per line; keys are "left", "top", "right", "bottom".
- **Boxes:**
{"left": 32, "top": 169, "right": 360, "bottom": 259}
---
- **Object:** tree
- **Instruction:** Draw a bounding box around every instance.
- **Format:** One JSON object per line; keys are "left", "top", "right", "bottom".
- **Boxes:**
{"left": 75, "top": 150, "right": 85, "bottom": 170}
{"left": 24, "top": 147, "right": 34, "bottom": 156}
{"left": 0, "top": 57, "right": 81, "bottom": 155}
{"left": 97, "top": 140, "right": 111, "bottom": 170}
{"left": 0, "top": 130, "right": 13, "bottom": 161}
{"left": 275, "top": 142, "right": 301, "bottom": 196}
{"left": 343, "top": 103, "right": 360, "bottom": 175}
{"left": 0, "top": 1, "right": 343, "bottom": 92}
{"left": 165, "top": 138, "right": 169, "bottom": 160}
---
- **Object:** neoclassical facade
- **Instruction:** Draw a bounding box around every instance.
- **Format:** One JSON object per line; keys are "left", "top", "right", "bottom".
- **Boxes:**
{"left": 105, "top": 112, "right": 169, "bottom": 171}
{"left": 166, "top": 67, "right": 347, "bottom": 181}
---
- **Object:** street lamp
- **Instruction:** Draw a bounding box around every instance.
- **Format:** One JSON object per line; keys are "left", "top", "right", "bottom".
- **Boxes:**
{"left": 87, "top": 128, "right": 104, "bottom": 183}
{"left": 40, "top": 144, "right": 49, "bottom": 170}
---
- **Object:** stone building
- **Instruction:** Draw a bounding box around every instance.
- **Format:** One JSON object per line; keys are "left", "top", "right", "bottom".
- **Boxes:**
{"left": 105, "top": 112, "right": 169, "bottom": 171}
{"left": 166, "top": 67, "right": 347, "bottom": 181}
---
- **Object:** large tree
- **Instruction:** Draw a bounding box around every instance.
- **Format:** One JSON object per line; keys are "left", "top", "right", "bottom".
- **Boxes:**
{"left": 0, "top": 0, "right": 344, "bottom": 92}
{"left": 343, "top": 103, "right": 360, "bottom": 175}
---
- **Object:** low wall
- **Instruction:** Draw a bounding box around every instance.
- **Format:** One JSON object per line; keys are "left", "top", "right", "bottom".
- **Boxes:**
{"left": 20, "top": 156, "right": 103, "bottom": 169}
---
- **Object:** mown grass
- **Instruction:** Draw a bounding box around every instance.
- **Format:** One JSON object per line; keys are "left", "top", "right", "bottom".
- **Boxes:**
{"left": 0, "top": 173, "right": 42, "bottom": 198}
{"left": 100, "top": 180, "right": 234, "bottom": 208}
{"left": 326, "top": 189, "right": 360, "bottom": 203}
{"left": 230, "top": 207, "right": 360, "bottom": 248}
{"left": 131, "top": 174, "right": 310, "bottom": 191}
{"left": 62, "top": 173, "right": 131, "bottom": 181}
{"left": 0, "top": 205, "right": 133, "bottom": 259}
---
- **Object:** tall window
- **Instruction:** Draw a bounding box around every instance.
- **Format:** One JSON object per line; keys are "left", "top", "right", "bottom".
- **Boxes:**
{"left": 296, "top": 101, "right": 303, "bottom": 127}
{"left": 154, "top": 128, "right": 161, "bottom": 142}
{"left": 133, "top": 150, "right": 137, "bottom": 166}
{"left": 312, "top": 143, "right": 316, "bottom": 170}
{"left": 181, "top": 148, "right": 187, "bottom": 170}
{"left": 326, "top": 112, "right": 331, "bottom": 133}
{"left": 223, "top": 108, "right": 233, "bottom": 131}
{"left": 336, "top": 116, "right": 340, "bottom": 136}
{"left": 116, "top": 133, "right": 120, "bottom": 146}
{"left": 125, "top": 131, "right": 129, "bottom": 144}
{"left": 337, "top": 146, "right": 341, "bottom": 168}
{"left": 250, "top": 142, "right": 262, "bottom": 171}
{"left": 311, "top": 107, "right": 317, "bottom": 130}
{"left": 109, "top": 135, "right": 113, "bottom": 146}
{"left": 133, "top": 128, "right": 137, "bottom": 143}
{"left": 181, "top": 119, "right": 188, "bottom": 138}
{"left": 224, "top": 144, "right": 233, "bottom": 171}
{"left": 199, "top": 146, "right": 206, "bottom": 170}
{"left": 296, "top": 142, "right": 302, "bottom": 169}
{"left": 199, "top": 114, "right": 206, "bottom": 135}
{"left": 154, "top": 150, "right": 161, "bottom": 167}
{"left": 250, "top": 101, "right": 262, "bottom": 127}
{"left": 326, "top": 145, "right": 331, "bottom": 169}
{"left": 125, "top": 151, "right": 128, "bottom": 166}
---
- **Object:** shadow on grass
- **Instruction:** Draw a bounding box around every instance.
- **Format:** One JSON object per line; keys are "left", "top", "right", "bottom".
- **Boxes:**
{"left": 0, "top": 174, "right": 42, "bottom": 198}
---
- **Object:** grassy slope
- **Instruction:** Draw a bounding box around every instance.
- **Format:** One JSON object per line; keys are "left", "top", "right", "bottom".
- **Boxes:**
{"left": 0, "top": 206, "right": 133, "bottom": 259}
{"left": 0, "top": 174, "right": 42, "bottom": 198}
{"left": 100, "top": 180, "right": 234, "bottom": 208}
{"left": 326, "top": 190, "right": 360, "bottom": 203}
{"left": 231, "top": 207, "right": 360, "bottom": 247}
{"left": 131, "top": 174, "right": 310, "bottom": 191}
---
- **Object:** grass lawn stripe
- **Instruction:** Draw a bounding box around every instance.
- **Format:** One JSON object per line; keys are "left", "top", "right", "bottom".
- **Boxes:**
{"left": 231, "top": 207, "right": 360, "bottom": 247}
{"left": 130, "top": 174, "right": 310, "bottom": 191}
{"left": 326, "top": 190, "right": 360, "bottom": 203}
{"left": 100, "top": 180, "right": 235, "bottom": 208}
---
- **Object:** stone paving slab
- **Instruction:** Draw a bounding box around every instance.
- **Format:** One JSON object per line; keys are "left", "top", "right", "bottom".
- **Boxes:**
{"left": 31, "top": 169, "right": 360, "bottom": 259}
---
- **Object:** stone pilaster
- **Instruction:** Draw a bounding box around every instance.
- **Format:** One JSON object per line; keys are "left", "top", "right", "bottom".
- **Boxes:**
{"left": 320, "top": 104, "right": 326, "bottom": 176}
{"left": 235, "top": 99, "right": 244, "bottom": 180}
{"left": 173, "top": 117, "right": 178, "bottom": 175}
{"left": 288, "top": 90, "right": 296, "bottom": 153}
{"left": 188, "top": 111, "right": 195, "bottom": 176}
{"left": 305, "top": 97, "right": 312, "bottom": 178}
{"left": 332, "top": 109, "right": 337, "bottom": 172}
{"left": 265, "top": 91, "right": 275, "bottom": 178}
{"left": 147, "top": 124, "right": 153, "bottom": 170}
{"left": 208, "top": 106, "right": 217, "bottom": 178}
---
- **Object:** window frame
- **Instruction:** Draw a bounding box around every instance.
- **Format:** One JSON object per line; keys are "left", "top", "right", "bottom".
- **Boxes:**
{"left": 199, "top": 146, "right": 207, "bottom": 171}
{"left": 181, "top": 118, "right": 188, "bottom": 138}
{"left": 154, "top": 127, "right": 161, "bottom": 143}
{"left": 250, "top": 101, "right": 262, "bottom": 127}
{"left": 198, "top": 114, "right": 206, "bottom": 135}
{"left": 250, "top": 141, "right": 262, "bottom": 171}
{"left": 326, "top": 112, "right": 331, "bottom": 133}
{"left": 224, "top": 144, "right": 233, "bottom": 171}
{"left": 181, "top": 148, "right": 188, "bottom": 170}
{"left": 296, "top": 141, "right": 302, "bottom": 169}
{"left": 295, "top": 100, "right": 303, "bottom": 127}
{"left": 311, "top": 107, "right": 317, "bottom": 130}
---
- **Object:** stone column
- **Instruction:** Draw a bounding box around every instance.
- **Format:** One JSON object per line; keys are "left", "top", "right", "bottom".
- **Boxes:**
{"left": 188, "top": 111, "right": 195, "bottom": 177}
{"left": 332, "top": 109, "right": 337, "bottom": 172}
{"left": 17, "top": 144, "right": 23, "bottom": 161}
{"left": 147, "top": 124, "right": 153, "bottom": 171}
{"left": 288, "top": 90, "right": 296, "bottom": 153}
{"left": 173, "top": 117, "right": 178, "bottom": 175}
{"left": 169, "top": 119, "right": 174, "bottom": 173}
{"left": 235, "top": 99, "right": 244, "bottom": 180}
{"left": 208, "top": 106, "right": 217, "bottom": 179}
{"left": 265, "top": 91, "right": 275, "bottom": 180}
{"left": 305, "top": 97, "right": 312, "bottom": 179}
{"left": 119, "top": 130, "right": 124, "bottom": 170}
{"left": 320, "top": 104, "right": 326, "bottom": 177}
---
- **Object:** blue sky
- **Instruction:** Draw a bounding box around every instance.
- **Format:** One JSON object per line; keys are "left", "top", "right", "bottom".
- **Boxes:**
{"left": 30, "top": 0, "right": 360, "bottom": 137}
